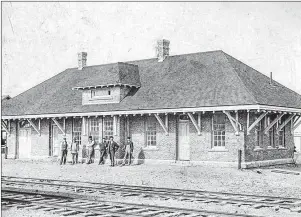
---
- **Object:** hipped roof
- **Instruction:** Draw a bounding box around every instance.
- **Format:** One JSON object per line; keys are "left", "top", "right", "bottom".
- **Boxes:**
{"left": 2, "top": 50, "right": 301, "bottom": 117}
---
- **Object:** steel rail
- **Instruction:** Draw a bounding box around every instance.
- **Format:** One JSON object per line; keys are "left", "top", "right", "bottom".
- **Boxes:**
{"left": 2, "top": 175, "right": 301, "bottom": 212}
{"left": 2, "top": 188, "right": 263, "bottom": 217}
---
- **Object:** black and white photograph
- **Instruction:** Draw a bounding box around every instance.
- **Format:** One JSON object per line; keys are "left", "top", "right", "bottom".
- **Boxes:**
{"left": 1, "top": 2, "right": 301, "bottom": 217}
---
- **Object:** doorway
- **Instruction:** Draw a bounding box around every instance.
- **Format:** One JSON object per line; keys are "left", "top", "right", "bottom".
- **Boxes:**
{"left": 19, "top": 128, "right": 31, "bottom": 158}
{"left": 178, "top": 117, "right": 190, "bottom": 161}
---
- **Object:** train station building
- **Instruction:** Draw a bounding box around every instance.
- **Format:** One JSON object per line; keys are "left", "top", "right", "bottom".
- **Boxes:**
{"left": 2, "top": 39, "right": 301, "bottom": 168}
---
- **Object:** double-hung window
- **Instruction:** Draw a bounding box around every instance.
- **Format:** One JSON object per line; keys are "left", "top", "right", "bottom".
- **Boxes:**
{"left": 89, "top": 118, "right": 100, "bottom": 143}
{"left": 73, "top": 118, "right": 82, "bottom": 145}
{"left": 103, "top": 117, "right": 113, "bottom": 140}
{"left": 278, "top": 118, "right": 286, "bottom": 148}
{"left": 146, "top": 117, "right": 157, "bottom": 147}
{"left": 212, "top": 113, "right": 226, "bottom": 148}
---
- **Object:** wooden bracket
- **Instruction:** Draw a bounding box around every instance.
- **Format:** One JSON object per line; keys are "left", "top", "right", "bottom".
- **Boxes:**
{"left": 1, "top": 120, "right": 10, "bottom": 135}
{"left": 27, "top": 119, "right": 41, "bottom": 136}
{"left": 293, "top": 118, "right": 301, "bottom": 132}
{"left": 223, "top": 111, "right": 239, "bottom": 135}
{"left": 276, "top": 114, "right": 296, "bottom": 134}
{"left": 187, "top": 113, "right": 201, "bottom": 136}
{"left": 52, "top": 118, "right": 66, "bottom": 135}
{"left": 263, "top": 113, "right": 285, "bottom": 134}
{"left": 247, "top": 112, "right": 268, "bottom": 135}
{"left": 154, "top": 114, "right": 168, "bottom": 135}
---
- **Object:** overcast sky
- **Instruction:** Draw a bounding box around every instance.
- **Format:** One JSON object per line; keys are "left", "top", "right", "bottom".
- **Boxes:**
{"left": 2, "top": 2, "right": 301, "bottom": 97}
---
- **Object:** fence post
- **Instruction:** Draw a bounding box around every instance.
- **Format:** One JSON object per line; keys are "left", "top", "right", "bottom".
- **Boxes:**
{"left": 238, "top": 149, "right": 242, "bottom": 169}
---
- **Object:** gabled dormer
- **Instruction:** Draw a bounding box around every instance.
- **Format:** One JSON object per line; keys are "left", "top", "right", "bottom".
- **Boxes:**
{"left": 72, "top": 55, "right": 140, "bottom": 105}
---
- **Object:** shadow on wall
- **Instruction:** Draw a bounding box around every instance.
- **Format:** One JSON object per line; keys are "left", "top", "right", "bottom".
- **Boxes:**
{"left": 137, "top": 148, "right": 145, "bottom": 165}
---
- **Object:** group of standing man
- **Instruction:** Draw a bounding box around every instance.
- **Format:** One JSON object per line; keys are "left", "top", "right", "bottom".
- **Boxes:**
{"left": 60, "top": 136, "right": 134, "bottom": 167}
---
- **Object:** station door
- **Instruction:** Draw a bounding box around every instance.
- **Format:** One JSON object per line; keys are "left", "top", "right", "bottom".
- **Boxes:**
{"left": 19, "top": 128, "right": 31, "bottom": 158}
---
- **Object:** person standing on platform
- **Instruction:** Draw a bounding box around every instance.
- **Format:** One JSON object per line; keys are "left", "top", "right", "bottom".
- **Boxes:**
{"left": 98, "top": 138, "right": 107, "bottom": 165}
{"left": 70, "top": 137, "right": 79, "bottom": 165}
{"left": 87, "top": 136, "right": 95, "bottom": 164}
{"left": 60, "top": 137, "right": 68, "bottom": 165}
{"left": 122, "top": 137, "right": 134, "bottom": 166}
{"left": 108, "top": 136, "right": 119, "bottom": 167}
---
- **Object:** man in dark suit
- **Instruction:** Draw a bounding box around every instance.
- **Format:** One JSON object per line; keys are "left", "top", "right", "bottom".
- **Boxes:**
{"left": 108, "top": 136, "right": 119, "bottom": 167}
{"left": 99, "top": 138, "right": 107, "bottom": 165}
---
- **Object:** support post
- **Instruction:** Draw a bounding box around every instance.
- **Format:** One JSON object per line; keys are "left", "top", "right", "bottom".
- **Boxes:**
{"left": 263, "top": 113, "right": 285, "bottom": 134}
{"left": 247, "top": 111, "right": 250, "bottom": 130}
{"left": 247, "top": 112, "right": 268, "bottom": 135}
{"left": 238, "top": 149, "right": 242, "bottom": 170}
{"left": 198, "top": 113, "right": 201, "bottom": 132}
{"left": 8, "top": 120, "right": 11, "bottom": 136}
{"left": 113, "top": 116, "right": 118, "bottom": 136}
{"left": 154, "top": 114, "right": 168, "bottom": 135}
{"left": 82, "top": 117, "right": 86, "bottom": 136}
{"left": 27, "top": 119, "right": 41, "bottom": 136}
{"left": 187, "top": 113, "right": 201, "bottom": 136}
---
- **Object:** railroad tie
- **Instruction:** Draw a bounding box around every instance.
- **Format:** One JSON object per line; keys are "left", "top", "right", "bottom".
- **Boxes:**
{"left": 39, "top": 207, "right": 57, "bottom": 212}
{"left": 52, "top": 208, "right": 69, "bottom": 214}
{"left": 252, "top": 204, "right": 266, "bottom": 209}
{"left": 60, "top": 210, "right": 80, "bottom": 216}
{"left": 141, "top": 210, "right": 167, "bottom": 216}
{"left": 161, "top": 212, "right": 183, "bottom": 217}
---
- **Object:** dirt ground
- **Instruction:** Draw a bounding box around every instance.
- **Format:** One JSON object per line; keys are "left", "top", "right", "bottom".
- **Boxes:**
{"left": 2, "top": 159, "right": 301, "bottom": 198}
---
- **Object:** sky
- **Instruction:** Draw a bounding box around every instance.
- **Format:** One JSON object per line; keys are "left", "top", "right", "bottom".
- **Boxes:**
{"left": 2, "top": 2, "right": 301, "bottom": 97}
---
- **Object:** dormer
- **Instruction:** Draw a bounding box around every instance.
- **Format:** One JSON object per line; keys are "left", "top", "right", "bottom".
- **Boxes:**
{"left": 73, "top": 60, "right": 140, "bottom": 105}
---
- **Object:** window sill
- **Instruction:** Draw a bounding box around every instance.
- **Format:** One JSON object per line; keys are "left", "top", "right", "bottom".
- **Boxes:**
{"left": 277, "top": 146, "right": 287, "bottom": 150}
{"left": 267, "top": 146, "right": 276, "bottom": 150}
{"left": 254, "top": 147, "right": 263, "bottom": 151}
{"left": 209, "top": 148, "right": 229, "bottom": 152}
{"left": 143, "top": 147, "right": 159, "bottom": 151}
{"left": 89, "top": 96, "right": 113, "bottom": 101}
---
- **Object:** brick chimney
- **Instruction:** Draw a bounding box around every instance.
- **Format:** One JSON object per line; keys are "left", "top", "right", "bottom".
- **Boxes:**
{"left": 78, "top": 52, "right": 87, "bottom": 70}
{"left": 156, "top": 39, "right": 170, "bottom": 62}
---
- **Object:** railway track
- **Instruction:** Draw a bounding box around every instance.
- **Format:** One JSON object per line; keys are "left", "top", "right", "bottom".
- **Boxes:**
{"left": 2, "top": 188, "right": 261, "bottom": 217}
{"left": 2, "top": 176, "right": 301, "bottom": 214}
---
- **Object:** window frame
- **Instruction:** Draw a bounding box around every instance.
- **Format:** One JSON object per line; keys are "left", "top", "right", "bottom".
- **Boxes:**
{"left": 145, "top": 116, "right": 157, "bottom": 147}
{"left": 103, "top": 117, "right": 114, "bottom": 140}
{"left": 212, "top": 113, "right": 226, "bottom": 149}
{"left": 72, "top": 118, "right": 82, "bottom": 145}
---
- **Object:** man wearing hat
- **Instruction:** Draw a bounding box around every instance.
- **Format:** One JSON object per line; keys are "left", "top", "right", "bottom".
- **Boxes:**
{"left": 86, "top": 136, "right": 95, "bottom": 164}
{"left": 70, "top": 137, "right": 79, "bottom": 165}
{"left": 60, "top": 137, "right": 68, "bottom": 165}
{"left": 98, "top": 138, "right": 107, "bottom": 165}
{"left": 122, "top": 137, "right": 134, "bottom": 166}
{"left": 108, "top": 136, "right": 119, "bottom": 167}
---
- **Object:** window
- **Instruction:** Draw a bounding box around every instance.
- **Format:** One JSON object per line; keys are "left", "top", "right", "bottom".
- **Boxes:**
{"left": 146, "top": 117, "right": 157, "bottom": 146}
{"left": 73, "top": 118, "right": 82, "bottom": 145}
{"left": 89, "top": 118, "right": 100, "bottom": 143}
{"left": 255, "top": 118, "right": 264, "bottom": 148}
{"left": 267, "top": 117, "right": 276, "bottom": 148}
{"left": 278, "top": 118, "right": 286, "bottom": 147}
{"left": 91, "top": 89, "right": 111, "bottom": 98}
{"left": 212, "top": 113, "right": 226, "bottom": 147}
{"left": 103, "top": 117, "right": 113, "bottom": 140}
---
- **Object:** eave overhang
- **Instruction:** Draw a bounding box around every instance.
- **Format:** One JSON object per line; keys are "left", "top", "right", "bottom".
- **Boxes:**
{"left": 72, "top": 83, "right": 140, "bottom": 90}
{"left": 2, "top": 104, "right": 301, "bottom": 120}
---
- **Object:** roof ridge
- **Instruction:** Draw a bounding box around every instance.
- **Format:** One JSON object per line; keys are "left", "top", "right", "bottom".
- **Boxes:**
{"left": 222, "top": 51, "right": 259, "bottom": 105}
{"left": 66, "top": 50, "right": 223, "bottom": 70}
